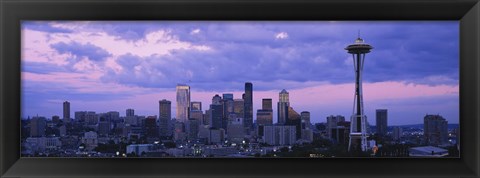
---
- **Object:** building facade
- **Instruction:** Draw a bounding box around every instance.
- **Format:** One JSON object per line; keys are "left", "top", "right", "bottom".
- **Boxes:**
{"left": 159, "top": 99, "right": 172, "bottom": 137}
{"left": 63, "top": 101, "right": 70, "bottom": 123}
{"left": 263, "top": 125, "right": 296, "bottom": 146}
{"left": 176, "top": 84, "right": 191, "bottom": 123}
{"left": 376, "top": 109, "right": 388, "bottom": 136}
{"left": 243, "top": 82, "right": 253, "bottom": 130}
{"left": 424, "top": 114, "right": 448, "bottom": 146}
{"left": 277, "top": 89, "right": 290, "bottom": 125}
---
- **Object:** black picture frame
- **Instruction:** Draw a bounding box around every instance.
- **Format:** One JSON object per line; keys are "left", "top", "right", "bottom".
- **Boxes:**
{"left": 1, "top": 0, "right": 479, "bottom": 177}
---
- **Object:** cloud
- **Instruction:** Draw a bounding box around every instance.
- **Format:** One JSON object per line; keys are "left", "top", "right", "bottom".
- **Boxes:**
{"left": 190, "top": 28, "right": 201, "bottom": 35}
{"left": 50, "top": 41, "right": 111, "bottom": 61}
{"left": 275, "top": 32, "right": 289, "bottom": 39}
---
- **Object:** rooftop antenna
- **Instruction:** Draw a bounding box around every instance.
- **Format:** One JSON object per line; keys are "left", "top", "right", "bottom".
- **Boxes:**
{"left": 358, "top": 30, "right": 360, "bottom": 38}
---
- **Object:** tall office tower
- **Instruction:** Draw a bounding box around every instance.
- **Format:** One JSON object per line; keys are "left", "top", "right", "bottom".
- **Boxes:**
{"left": 392, "top": 126, "right": 403, "bottom": 141}
{"left": 376, "top": 109, "right": 388, "bottom": 136}
{"left": 159, "top": 99, "right": 172, "bottom": 137}
{"left": 424, "top": 114, "right": 448, "bottom": 146}
{"left": 262, "top": 98, "right": 273, "bottom": 110}
{"left": 257, "top": 98, "right": 274, "bottom": 125}
{"left": 144, "top": 116, "right": 158, "bottom": 138}
{"left": 30, "top": 116, "right": 46, "bottom": 137}
{"left": 345, "top": 35, "right": 373, "bottom": 152}
{"left": 243, "top": 82, "right": 253, "bottom": 131}
{"left": 233, "top": 99, "right": 244, "bottom": 119}
{"left": 126, "top": 109, "right": 135, "bottom": 117}
{"left": 210, "top": 95, "right": 224, "bottom": 129}
{"left": 277, "top": 89, "right": 290, "bottom": 124}
{"left": 63, "top": 101, "right": 70, "bottom": 123}
{"left": 222, "top": 94, "right": 234, "bottom": 131}
{"left": 222, "top": 94, "right": 234, "bottom": 114}
{"left": 190, "top": 101, "right": 202, "bottom": 111}
{"left": 176, "top": 84, "right": 191, "bottom": 123}
{"left": 301, "top": 111, "right": 311, "bottom": 129}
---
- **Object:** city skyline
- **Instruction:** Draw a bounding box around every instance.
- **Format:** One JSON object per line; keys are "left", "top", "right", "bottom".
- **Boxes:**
{"left": 21, "top": 21, "right": 459, "bottom": 125}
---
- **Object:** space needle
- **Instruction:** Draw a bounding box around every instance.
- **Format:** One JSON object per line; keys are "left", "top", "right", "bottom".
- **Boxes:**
{"left": 345, "top": 34, "right": 373, "bottom": 152}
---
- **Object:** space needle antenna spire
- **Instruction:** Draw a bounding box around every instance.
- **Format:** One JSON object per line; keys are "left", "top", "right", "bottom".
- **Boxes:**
{"left": 345, "top": 33, "right": 373, "bottom": 153}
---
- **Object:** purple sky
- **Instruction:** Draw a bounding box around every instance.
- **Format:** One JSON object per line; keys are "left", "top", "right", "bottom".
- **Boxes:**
{"left": 21, "top": 21, "right": 459, "bottom": 125}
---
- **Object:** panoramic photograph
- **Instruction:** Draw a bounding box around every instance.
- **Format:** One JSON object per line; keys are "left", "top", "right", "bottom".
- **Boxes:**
{"left": 21, "top": 21, "right": 459, "bottom": 158}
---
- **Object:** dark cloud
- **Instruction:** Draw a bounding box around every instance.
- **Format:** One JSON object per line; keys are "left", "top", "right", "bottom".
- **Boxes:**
{"left": 99, "top": 21, "right": 458, "bottom": 91}
{"left": 50, "top": 41, "right": 111, "bottom": 61}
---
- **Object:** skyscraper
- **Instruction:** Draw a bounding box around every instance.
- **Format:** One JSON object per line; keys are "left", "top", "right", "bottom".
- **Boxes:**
{"left": 424, "top": 114, "right": 448, "bottom": 146}
{"left": 210, "top": 95, "right": 224, "bottom": 129}
{"left": 222, "top": 94, "right": 234, "bottom": 131}
{"left": 176, "top": 84, "right": 191, "bottom": 123}
{"left": 243, "top": 82, "right": 253, "bottom": 130}
{"left": 376, "top": 109, "right": 388, "bottom": 136}
{"left": 63, "top": 101, "right": 70, "bottom": 123}
{"left": 159, "top": 99, "right": 172, "bottom": 137}
{"left": 257, "top": 98, "right": 274, "bottom": 126}
{"left": 277, "top": 89, "right": 289, "bottom": 124}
